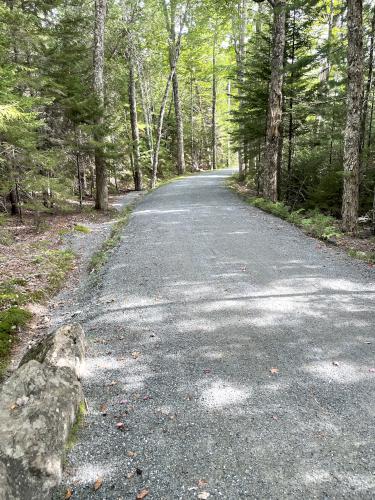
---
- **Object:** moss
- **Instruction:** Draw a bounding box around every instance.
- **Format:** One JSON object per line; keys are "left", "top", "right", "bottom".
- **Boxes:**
{"left": 0, "top": 306, "right": 32, "bottom": 377}
{"left": 73, "top": 224, "right": 91, "bottom": 234}
{"left": 65, "top": 401, "right": 86, "bottom": 452}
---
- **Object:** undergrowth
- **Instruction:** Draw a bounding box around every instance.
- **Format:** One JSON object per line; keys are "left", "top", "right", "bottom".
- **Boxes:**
{"left": 249, "top": 196, "right": 341, "bottom": 240}
{"left": 227, "top": 175, "right": 342, "bottom": 241}
{"left": 0, "top": 249, "right": 75, "bottom": 378}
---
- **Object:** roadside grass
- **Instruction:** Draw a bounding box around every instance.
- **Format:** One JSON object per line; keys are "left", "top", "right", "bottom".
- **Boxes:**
{"left": 348, "top": 249, "right": 375, "bottom": 264}
{"left": 73, "top": 224, "right": 91, "bottom": 234}
{"left": 227, "top": 175, "right": 342, "bottom": 241}
{"left": 88, "top": 205, "right": 134, "bottom": 272}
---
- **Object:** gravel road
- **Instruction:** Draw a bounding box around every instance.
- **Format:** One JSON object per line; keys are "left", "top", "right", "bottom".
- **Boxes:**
{"left": 59, "top": 169, "right": 375, "bottom": 499}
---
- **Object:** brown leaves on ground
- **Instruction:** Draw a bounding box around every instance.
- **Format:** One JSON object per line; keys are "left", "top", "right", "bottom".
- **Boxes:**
{"left": 93, "top": 478, "right": 102, "bottom": 491}
{"left": 197, "top": 479, "right": 208, "bottom": 488}
{"left": 127, "top": 450, "right": 137, "bottom": 458}
{"left": 136, "top": 488, "right": 149, "bottom": 499}
{"left": 99, "top": 403, "right": 108, "bottom": 414}
{"left": 116, "top": 422, "right": 125, "bottom": 430}
{"left": 270, "top": 367, "right": 279, "bottom": 374}
{"left": 65, "top": 488, "right": 73, "bottom": 499}
{"left": 131, "top": 351, "right": 141, "bottom": 359}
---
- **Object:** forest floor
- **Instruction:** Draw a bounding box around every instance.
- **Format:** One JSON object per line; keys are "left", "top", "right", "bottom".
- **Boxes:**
{"left": 0, "top": 191, "right": 144, "bottom": 377}
{"left": 52, "top": 169, "right": 375, "bottom": 499}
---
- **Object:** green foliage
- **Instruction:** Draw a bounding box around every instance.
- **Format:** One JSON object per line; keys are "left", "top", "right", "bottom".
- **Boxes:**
{"left": 0, "top": 306, "right": 32, "bottom": 376}
{"left": 235, "top": 180, "right": 343, "bottom": 241}
{"left": 74, "top": 224, "right": 91, "bottom": 234}
{"left": 348, "top": 249, "right": 375, "bottom": 264}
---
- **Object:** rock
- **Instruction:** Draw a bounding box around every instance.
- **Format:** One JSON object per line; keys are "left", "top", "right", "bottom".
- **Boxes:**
{"left": 0, "top": 360, "right": 83, "bottom": 500}
{"left": 20, "top": 324, "right": 85, "bottom": 378}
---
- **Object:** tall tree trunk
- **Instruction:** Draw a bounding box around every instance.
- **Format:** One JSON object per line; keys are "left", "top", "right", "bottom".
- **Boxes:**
{"left": 172, "top": 72, "right": 185, "bottom": 175}
{"left": 360, "top": 4, "right": 375, "bottom": 152}
{"left": 151, "top": 69, "right": 175, "bottom": 188}
{"left": 137, "top": 61, "right": 154, "bottom": 169}
{"left": 263, "top": 0, "right": 286, "bottom": 202}
{"left": 211, "top": 31, "right": 217, "bottom": 170}
{"left": 163, "top": 0, "right": 185, "bottom": 176}
{"left": 342, "top": 0, "right": 363, "bottom": 233}
{"left": 234, "top": 0, "right": 247, "bottom": 180}
{"left": 127, "top": 51, "right": 143, "bottom": 191}
{"left": 93, "top": 0, "right": 108, "bottom": 210}
{"left": 286, "top": 8, "right": 296, "bottom": 203}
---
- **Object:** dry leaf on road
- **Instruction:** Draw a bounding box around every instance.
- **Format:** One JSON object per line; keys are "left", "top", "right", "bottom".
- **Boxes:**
{"left": 270, "top": 367, "right": 279, "bottom": 374}
{"left": 131, "top": 351, "right": 140, "bottom": 359}
{"left": 197, "top": 479, "right": 208, "bottom": 488}
{"left": 93, "top": 478, "right": 102, "bottom": 491}
{"left": 65, "top": 488, "right": 73, "bottom": 499}
{"left": 136, "top": 488, "right": 149, "bottom": 499}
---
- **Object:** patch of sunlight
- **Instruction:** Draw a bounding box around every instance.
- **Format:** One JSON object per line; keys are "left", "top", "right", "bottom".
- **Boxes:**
{"left": 304, "top": 469, "right": 331, "bottom": 484}
{"left": 304, "top": 360, "right": 369, "bottom": 383}
{"left": 72, "top": 463, "right": 113, "bottom": 484}
{"left": 200, "top": 380, "right": 250, "bottom": 409}
{"left": 201, "top": 350, "right": 224, "bottom": 360}
{"left": 82, "top": 356, "right": 126, "bottom": 377}
{"left": 135, "top": 209, "right": 190, "bottom": 215}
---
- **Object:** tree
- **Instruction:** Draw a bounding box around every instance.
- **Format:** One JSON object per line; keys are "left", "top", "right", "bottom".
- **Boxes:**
{"left": 93, "top": 0, "right": 108, "bottom": 210}
{"left": 341, "top": 0, "right": 364, "bottom": 233}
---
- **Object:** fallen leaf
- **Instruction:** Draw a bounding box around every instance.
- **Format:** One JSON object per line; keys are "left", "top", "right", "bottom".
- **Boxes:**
{"left": 136, "top": 488, "right": 149, "bottom": 499}
{"left": 198, "top": 493, "right": 210, "bottom": 499}
{"left": 143, "top": 395, "right": 152, "bottom": 400}
{"left": 197, "top": 479, "right": 208, "bottom": 488}
{"left": 93, "top": 478, "right": 102, "bottom": 491}
{"left": 116, "top": 422, "right": 125, "bottom": 430}
{"left": 272, "top": 415, "right": 279, "bottom": 421}
{"left": 369, "top": 368, "right": 375, "bottom": 373}
{"left": 108, "top": 380, "right": 118, "bottom": 386}
{"left": 99, "top": 404, "right": 107, "bottom": 414}
{"left": 131, "top": 351, "right": 140, "bottom": 359}
{"left": 203, "top": 369, "right": 211, "bottom": 374}
{"left": 270, "top": 367, "right": 279, "bottom": 374}
{"left": 65, "top": 488, "right": 73, "bottom": 499}
{"left": 127, "top": 451, "right": 137, "bottom": 458}
{"left": 9, "top": 403, "right": 17, "bottom": 411}
{"left": 127, "top": 470, "right": 135, "bottom": 479}
{"left": 332, "top": 361, "right": 339, "bottom": 367}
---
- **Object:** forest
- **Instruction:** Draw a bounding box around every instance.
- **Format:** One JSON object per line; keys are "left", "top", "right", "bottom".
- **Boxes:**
{"left": 0, "top": 0, "right": 374, "bottom": 234}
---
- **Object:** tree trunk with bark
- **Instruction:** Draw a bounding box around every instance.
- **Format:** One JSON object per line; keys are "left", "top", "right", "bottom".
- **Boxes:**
{"left": 263, "top": 0, "right": 286, "bottom": 202}
{"left": 341, "top": 0, "right": 363, "bottom": 233}
{"left": 127, "top": 51, "right": 143, "bottom": 191}
{"left": 93, "top": 0, "right": 108, "bottom": 210}
{"left": 211, "top": 32, "right": 217, "bottom": 170}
